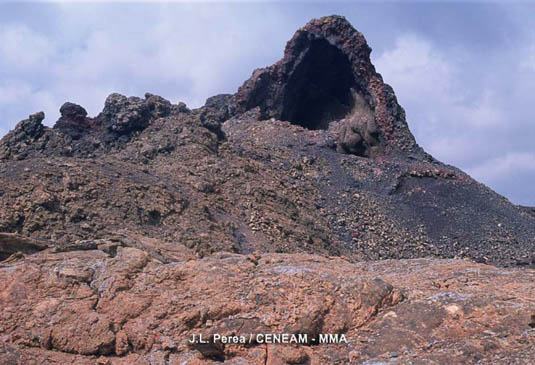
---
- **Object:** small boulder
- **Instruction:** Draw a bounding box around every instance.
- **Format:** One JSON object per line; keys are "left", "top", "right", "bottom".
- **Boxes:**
{"left": 144, "top": 93, "right": 172, "bottom": 118}
{"left": 59, "top": 102, "right": 88, "bottom": 121}
{"left": 100, "top": 93, "right": 151, "bottom": 135}
{"left": 54, "top": 102, "right": 90, "bottom": 138}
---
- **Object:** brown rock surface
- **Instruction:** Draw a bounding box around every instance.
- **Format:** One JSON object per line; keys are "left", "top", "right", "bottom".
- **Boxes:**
{"left": 1, "top": 249, "right": 534, "bottom": 364}
{"left": 0, "top": 232, "right": 48, "bottom": 261}
{"left": 1, "top": 16, "right": 533, "bottom": 267}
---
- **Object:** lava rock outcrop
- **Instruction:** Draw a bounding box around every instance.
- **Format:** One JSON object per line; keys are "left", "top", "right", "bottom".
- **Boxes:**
{"left": 235, "top": 15, "right": 422, "bottom": 158}
{"left": 54, "top": 102, "right": 91, "bottom": 139}
{"left": 0, "top": 93, "right": 189, "bottom": 161}
{"left": 1, "top": 15, "right": 534, "bottom": 268}
{"left": 1, "top": 251, "right": 534, "bottom": 364}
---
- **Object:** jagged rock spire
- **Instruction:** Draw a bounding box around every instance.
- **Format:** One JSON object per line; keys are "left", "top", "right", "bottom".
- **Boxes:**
{"left": 235, "top": 15, "right": 423, "bottom": 158}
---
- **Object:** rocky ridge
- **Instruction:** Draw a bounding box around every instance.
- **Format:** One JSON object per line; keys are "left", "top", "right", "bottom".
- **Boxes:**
{"left": 1, "top": 15, "right": 534, "bottom": 364}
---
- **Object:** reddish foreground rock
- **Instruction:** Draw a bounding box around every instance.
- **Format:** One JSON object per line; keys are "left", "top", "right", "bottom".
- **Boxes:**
{"left": 1, "top": 247, "right": 534, "bottom": 364}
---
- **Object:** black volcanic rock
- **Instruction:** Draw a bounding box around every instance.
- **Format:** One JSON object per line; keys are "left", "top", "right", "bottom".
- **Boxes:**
{"left": 144, "top": 93, "right": 173, "bottom": 117}
{"left": 99, "top": 93, "right": 152, "bottom": 136}
{"left": 59, "top": 102, "right": 88, "bottom": 121}
{"left": 54, "top": 102, "right": 90, "bottom": 139}
{"left": 0, "top": 93, "right": 193, "bottom": 160}
{"left": 6, "top": 111, "right": 45, "bottom": 143}
{"left": 0, "top": 112, "right": 47, "bottom": 160}
{"left": 199, "top": 94, "right": 235, "bottom": 139}
{"left": 235, "top": 15, "right": 422, "bottom": 158}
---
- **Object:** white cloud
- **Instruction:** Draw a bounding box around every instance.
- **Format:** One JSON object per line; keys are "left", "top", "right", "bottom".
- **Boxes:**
{"left": 521, "top": 43, "right": 535, "bottom": 71}
{"left": 0, "top": 24, "right": 55, "bottom": 72}
{"left": 374, "top": 34, "right": 511, "bottom": 160}
{"left": 0, "top": 3, "right": 296, "bottom": 128}
{"left": 374, "top": 34, "right": 505, "bottom": 135}
{"left": 0, "top": 80, "right": 61, "bottom": 126}
{"left": 0, "top": 24, "right": 61, "bottom": 125}
{"left": 0, "top": 3, "right": 289, "bottom": 128}
{"left": 373, "top": 34, "right": 453, "bottom": 92}
{"left": 468, "top": 152, "right": 535, "bottom": 181}
{"left": 0, "top": 81, "right": 33, "bottom": 105}
{"left": 466, "top": 152, "right": 535, "bottom": 205}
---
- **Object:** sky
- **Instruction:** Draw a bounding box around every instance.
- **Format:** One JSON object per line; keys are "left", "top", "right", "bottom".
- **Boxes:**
{"left": 0, "top": 1, "right": 534, "bottom": 206}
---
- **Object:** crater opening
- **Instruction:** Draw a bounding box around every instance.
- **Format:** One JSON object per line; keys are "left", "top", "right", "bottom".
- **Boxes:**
{"left": 281, "top": 38, "right": 356, "bottom": 130}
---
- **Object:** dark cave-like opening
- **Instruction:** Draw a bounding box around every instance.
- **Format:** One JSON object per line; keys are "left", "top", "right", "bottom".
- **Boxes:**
{"left": 281, "top": 39, "right": 356, "bottom": 130}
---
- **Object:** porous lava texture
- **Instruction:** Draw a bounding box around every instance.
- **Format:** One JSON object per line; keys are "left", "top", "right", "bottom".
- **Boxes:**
{"left": 1, "top": 15, "right": 534, "bottom": 364}
{"left": 234, "top": 16, "right": 421, "bottom": 158}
